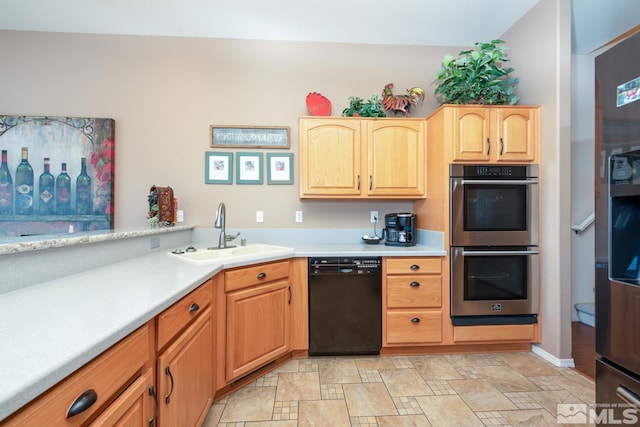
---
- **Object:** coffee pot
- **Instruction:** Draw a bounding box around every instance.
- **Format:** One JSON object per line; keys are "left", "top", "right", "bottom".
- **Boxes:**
{"left": 382, "top": 213, "right": 416, "bottom": 246}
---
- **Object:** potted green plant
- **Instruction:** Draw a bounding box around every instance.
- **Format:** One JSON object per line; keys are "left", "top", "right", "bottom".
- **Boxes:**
{"left": 433, "top": 39, "right": 520, "bottom": 105}
{"left": 342, "top": 95, "right": 387, "bottom": 118}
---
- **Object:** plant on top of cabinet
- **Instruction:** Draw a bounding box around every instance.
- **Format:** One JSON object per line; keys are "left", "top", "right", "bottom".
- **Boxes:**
{"left": 342, "top": 95, "right": 387, "bottom": 118}
{"left": 433, "top": 39, "right": 520, "bottom": 105}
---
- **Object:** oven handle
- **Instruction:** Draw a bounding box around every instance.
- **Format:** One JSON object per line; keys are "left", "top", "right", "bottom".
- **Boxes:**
{"left": 461, "top": 250, "right": 539, "bottom": 256}
{"left": 460, "top": 179, "right": 539, "bottom": 185}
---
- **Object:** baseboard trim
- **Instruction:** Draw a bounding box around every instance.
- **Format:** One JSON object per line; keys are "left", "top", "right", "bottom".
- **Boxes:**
{"left": 532, "top": 344, "right": 575, "bottom": 368}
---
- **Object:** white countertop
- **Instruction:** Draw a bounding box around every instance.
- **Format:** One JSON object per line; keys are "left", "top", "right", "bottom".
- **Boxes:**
{"left": 0, "top": 241, "right": 444, "bottom": 421}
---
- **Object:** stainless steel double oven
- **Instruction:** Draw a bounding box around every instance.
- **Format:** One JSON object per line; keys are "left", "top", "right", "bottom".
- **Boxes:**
{"left": 449, "top": 164, "right": 539, "bottom": 325}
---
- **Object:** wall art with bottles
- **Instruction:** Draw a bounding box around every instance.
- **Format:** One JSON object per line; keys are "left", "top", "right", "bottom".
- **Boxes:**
{"left": 0, "top": 115, "right": 114, "bottom": 237}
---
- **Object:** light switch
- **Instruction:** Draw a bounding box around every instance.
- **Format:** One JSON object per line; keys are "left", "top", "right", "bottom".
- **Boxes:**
{"left": 256, "top": 211, "right": 264, "bottom": 223}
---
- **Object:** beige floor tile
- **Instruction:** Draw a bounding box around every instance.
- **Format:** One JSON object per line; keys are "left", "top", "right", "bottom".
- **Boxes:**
{"left": 220, "top": 386, "right": 276, "bottom": 422}
{"left": 318, "top": 358, "right": 362, "bottom": 384}
{"left": 475, "top": 365, "right": 540, "bottom": 392}
{"left": 448, "top": 379, "right": 518, "bottom": 411}
{"left": 244, "top": 421, "right": 298, "bottom": 427}
{"left": 275, "top": 371, "right": 321, "bottom": 401}
{"left": 410, "top": 355, "right": 464, "bottom": 380}
{"left": 202, "top": 402, "right": 225, "bottom": 426}
{"left": 355, "top": 355, "right": 397, "bottom": 370}
{"left": 376, "top": 414, "right": 433, "bottom": 427}
{"left": 343, "top": 383, "right": 398, "bottom": 416}
{"left": 499, "top": 408, "right": 558, "bottom": 426}
{"left": 379, "top": 368, "right": 433, "bottom": 397}
{"left": 416, "top": 395, "right": 484, "bottom": 426}
{"left": 526, "top": 389, "right": 588, "bottom": 416}
{"left": 298, "top": 400, "right": 351, "bottom": 427}
{"left": 548, "top": 370, "right": 595, "bottom": 402}
{"left": 443, "top": 353, "right": 507, "bottom": 367}
{"left": 498, "top": 352, "right": 561, "bottom": 377}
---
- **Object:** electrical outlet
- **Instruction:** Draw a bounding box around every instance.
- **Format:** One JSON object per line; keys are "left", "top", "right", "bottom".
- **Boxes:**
{"left": 256, "top": 211, "right": 264, "bottom": 223}
{"left": 370, "top": 211, "right": 379, "bottom": 223}
{"left": 177, "top": 210, "right": 184, "bottom": 223}
{"left": 295, "top": 211, "right": 303, "bottom": 223}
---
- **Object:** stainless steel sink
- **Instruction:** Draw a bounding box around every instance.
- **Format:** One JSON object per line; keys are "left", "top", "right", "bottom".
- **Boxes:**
{"left": 168, "top": 243, "right": 292, "bottom": 264}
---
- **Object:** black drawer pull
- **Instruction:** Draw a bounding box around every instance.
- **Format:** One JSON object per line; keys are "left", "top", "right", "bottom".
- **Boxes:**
{"left": 409, "top": 281, "right": 420, "bottom": 288}
{"left": 411, "top": 317, "right": 421, "bottom": 323}
{"left": 410, "top": 264, "right": 420, "bottom": 271}
{"left": 148, "top": 386, "right": 158, "bottom": 427}
{"left": 164, "top": 367, "right": 174, "bottom": 404}
{"left": 67, "top": 389, "right": 98, "bottom": 418}
{"left": 189, "top": 302, "right": 199, "bottom": 313}
{"left": 257, "top": 272, "right": 266, "bottom": 279}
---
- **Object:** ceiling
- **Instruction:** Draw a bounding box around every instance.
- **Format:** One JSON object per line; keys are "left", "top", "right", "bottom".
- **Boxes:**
{"left": 0, "top": 0, "right": 638, "bottom": 54}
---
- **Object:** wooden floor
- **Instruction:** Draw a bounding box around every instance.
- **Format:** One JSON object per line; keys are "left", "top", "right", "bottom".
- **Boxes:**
{"left": 572, "top": 321, "right": 596, "bottom": 379}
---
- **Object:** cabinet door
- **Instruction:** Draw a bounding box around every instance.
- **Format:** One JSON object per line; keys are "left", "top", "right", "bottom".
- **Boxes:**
{"left": 226, "top": 279, "right": 291, "bottom": 381}
{"left": 157, "top": 308, "right": 212, "bottom": 427}
{"left": 494, "top": 108, "right": 536, "bottom": 162}
{"left": 367, "top": 119, "right": 425, "bottom": 197}
{"left": 90, "top": 369, "right": 154, "bottom": 427}
{"left": 299, "top": 118, "right": 362, "bottom": 196}
{"left": 452, "top": 108, "right": 492, "bottom": 162}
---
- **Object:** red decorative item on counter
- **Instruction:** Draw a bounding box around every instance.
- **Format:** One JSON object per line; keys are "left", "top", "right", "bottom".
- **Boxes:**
{"left": 306, "top": 92, "right": 332, "bottom": 116}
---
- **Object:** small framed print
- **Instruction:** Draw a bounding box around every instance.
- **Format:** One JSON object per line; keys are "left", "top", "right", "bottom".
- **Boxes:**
{"left": 236, "top": 152, "right": 263, "bottom": 184}
{"left": 205, "top": 151, "right": 233, "bottom": 184}
{"left": 267, "top": 153, "right": 293, "bottom": 185}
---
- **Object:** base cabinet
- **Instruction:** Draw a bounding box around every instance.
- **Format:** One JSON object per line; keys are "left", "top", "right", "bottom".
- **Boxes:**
{"left": 226, "top": 279, "right": 291, "bottom": 381}
{"left": 157, "top": 307, "right": 212, "bottom": 427}
{"left": 3, "top": 324, "right": 153, "bottom": 427}
{"left": 90, "top": 369, "right": 155, "bottom": 427}
{"left": 383, "top": 257, "right": 444, "bottom": 346}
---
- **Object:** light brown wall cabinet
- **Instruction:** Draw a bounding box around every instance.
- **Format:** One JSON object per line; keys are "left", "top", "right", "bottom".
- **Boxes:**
{"left": 299, "top": 117, "right": 426, "bottom": 198}
{"left": 383, "top": 257, "right": 443, "bottom": 346}
{"left": 223, "top": 260, "right": 291, "bottom": 382}
{"left": 429, "top": 105, "right": 540, "bottom": 164}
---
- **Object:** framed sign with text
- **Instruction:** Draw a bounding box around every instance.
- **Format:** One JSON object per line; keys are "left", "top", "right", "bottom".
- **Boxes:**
{"left": 210, "top": 125, "right": 290, "bottom": 149}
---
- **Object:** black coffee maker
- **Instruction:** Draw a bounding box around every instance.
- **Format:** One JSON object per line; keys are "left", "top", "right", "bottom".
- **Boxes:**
{"left": 383, "top": 213, "right": 417, "bottom": 246}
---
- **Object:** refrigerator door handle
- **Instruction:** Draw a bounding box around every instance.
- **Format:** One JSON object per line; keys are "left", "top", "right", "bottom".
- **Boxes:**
{"left": 616, "top": 385, "right": 640, "bottom": 408}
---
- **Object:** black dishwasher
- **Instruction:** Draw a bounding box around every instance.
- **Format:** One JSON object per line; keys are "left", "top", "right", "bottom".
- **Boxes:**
{"left": 308, "top": 257, "right": 382, "bottom": 356}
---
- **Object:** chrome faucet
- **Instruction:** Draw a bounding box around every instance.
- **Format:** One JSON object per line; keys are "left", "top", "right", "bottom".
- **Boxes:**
{"left": 213, "top": 202, "right": 240, "bottom": 249}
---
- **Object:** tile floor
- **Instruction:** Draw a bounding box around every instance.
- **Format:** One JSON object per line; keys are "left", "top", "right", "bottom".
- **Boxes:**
{"left": 203, "top": 352, "right": 595, "bottom": 426}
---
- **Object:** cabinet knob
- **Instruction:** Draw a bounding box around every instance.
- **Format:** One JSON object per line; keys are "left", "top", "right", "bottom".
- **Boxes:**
{"left": 189, "top": 302, "right": 199, "bottom": 313}
{"left": 67, "top": 389, "right": 98, "bottom": 418}
{"left": 410, "top": 264, "right": 420, "bottom": 271}
{"left": 409, "top": 281, "right": 420, "bottom": 288}
{"left": 411, "top": 317, "right": 421, "bottom": 324}
{"left": 257, "top": 272, "right": 266, "bottom": 279}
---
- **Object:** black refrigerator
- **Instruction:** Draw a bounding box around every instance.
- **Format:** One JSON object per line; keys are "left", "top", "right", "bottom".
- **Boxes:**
{"left": 595, "top": 31, "right": 640, "bottom": 420}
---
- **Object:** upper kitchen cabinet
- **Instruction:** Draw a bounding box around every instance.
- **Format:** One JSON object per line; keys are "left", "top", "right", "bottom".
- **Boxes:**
{"left": 299, "top": 117, "right": 426, "bottom": 199}
{"left": 427, "top": 105, "right": 540, "bottom": 163}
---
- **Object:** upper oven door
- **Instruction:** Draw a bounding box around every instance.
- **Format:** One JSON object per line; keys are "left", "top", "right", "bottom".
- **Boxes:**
{"left": 450, "top": 170, "right": 539, "bottom": 247}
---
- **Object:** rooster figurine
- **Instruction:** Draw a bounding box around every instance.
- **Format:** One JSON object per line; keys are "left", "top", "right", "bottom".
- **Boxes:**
{"left": 381, "top": 83, "right": 425, "bottom": 116}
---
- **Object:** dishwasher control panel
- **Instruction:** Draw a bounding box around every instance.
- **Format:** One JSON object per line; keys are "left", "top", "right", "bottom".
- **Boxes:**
{"left": 309, "top": 257, "right": 381, "bottom": 275}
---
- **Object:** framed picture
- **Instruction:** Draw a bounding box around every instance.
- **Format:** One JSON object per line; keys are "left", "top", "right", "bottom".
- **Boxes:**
{"left": 236, "top": 152, "right": 263, "bottom": 184}
{"left": 210, "top": 126, "right": 290, "bottom": 148}
{"left": 205, "top": 151, "right": 233, "bottom": 184}
{"left": 267, "top": 153, "right": 293, "bottom": 185}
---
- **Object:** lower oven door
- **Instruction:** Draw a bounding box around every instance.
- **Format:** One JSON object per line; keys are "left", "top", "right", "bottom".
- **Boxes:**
{"left": 451, "top": 246, "right": 539, "bottom": 317}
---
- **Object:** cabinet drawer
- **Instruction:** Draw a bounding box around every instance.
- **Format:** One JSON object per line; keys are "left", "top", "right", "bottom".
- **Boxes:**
{"left": 386, "top": 311, "right": 442, "bottom": 344}
{"left": 5, "top": 324, "right": 150, "bottom": 427}
{"left": 453, "top": 324, "right": 535, "bottom": 343}
{"left": 157, "top": 280, "right": 212, "bottom": 350}
{"left": 225, "top": 260, "right": 289, "bottom": 292}
{"left": 387, "top": 276, "right": 441, "bottom": 308}
{"left": 386, "top": 257, "right": 441, "bottom": 275}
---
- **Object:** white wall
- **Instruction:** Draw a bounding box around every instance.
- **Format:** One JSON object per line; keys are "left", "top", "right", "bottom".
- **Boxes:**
{"left": 570, "top": 53, "right": 596, "bottom": 317}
